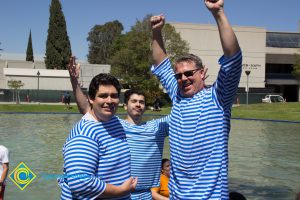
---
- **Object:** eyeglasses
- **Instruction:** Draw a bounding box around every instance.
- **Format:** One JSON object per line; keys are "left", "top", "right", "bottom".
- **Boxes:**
{"left": 174, "top": 68, "right": 201, "bottom": 80}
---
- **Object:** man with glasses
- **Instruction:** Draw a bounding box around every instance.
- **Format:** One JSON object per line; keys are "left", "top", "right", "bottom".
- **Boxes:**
{"left": 150, "top": 0, "right": 242, "bottom": 199}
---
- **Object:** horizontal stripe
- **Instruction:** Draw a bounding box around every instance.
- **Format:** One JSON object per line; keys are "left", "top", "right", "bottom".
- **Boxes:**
{"left": 59, "top": 113, "right": 131, "bottom": 200}
{"left": 120, "top": 116, "right": 169, "bottom": 199}
{"left": 152, "top": 51, "right": 242, "bottom": 200}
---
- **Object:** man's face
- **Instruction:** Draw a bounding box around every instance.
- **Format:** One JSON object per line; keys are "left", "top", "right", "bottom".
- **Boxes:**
{"left": 89, "top": 85, "right": 119, "bottom": 122}
{"left": 125, "top": 94, "right": 146, "bottom": 120}
{"left": 175, "top": 61, "right": 204, "bottom": 98}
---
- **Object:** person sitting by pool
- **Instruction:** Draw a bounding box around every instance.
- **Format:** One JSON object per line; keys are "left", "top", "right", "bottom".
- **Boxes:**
{"left": 151, "top": 158, "right": 170, "bottom": 200}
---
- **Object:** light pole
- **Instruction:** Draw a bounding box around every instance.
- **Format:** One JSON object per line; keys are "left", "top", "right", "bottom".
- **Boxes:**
{"left": 37, "top": 70, "right": 40, "bottom": 102}
{"left": 245, "top": 70, "right": 251, "bottom": 105}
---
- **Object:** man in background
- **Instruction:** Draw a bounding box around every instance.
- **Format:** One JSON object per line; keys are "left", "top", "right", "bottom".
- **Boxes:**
{"left": 0, "top": 145, "right": 9, "bottom": 200}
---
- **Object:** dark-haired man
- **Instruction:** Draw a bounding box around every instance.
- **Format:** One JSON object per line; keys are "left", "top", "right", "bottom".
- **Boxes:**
{"left": 59, "top": 73, "right": 137, "bottom": 199}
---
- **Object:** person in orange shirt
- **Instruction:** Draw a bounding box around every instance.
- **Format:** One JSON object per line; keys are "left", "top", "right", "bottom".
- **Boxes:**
{"left": 151, "top": 159, "right": 170, "bottom": 200}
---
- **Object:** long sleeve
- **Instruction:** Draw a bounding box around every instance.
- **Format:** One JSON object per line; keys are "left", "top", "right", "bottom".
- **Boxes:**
{"left": 151, "top": 58, "right": 178, "bottom": 103}
{"left": 213, "top": 51, "right": 242, "bottom": 110}
{"left": 63, "top": 135, "right": 105, "bottom": 199}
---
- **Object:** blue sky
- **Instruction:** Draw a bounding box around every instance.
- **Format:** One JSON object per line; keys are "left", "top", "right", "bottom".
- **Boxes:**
{"left": 0, "top": 0, "right": 299, "bottom": 61}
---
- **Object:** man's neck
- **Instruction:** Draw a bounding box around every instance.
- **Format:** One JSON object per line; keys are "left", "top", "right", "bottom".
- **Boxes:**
{"left": 126, "top": 115, "right": 142, "bottom": 125}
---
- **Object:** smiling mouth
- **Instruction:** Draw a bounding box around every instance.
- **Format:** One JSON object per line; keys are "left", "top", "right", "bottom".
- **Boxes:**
{"left": 103, "top": 106, "right": 115, "bottom": 112}
{"left": 182, "top": 82, "right": 192, "bottom": 89}
{"left": 133, "top": 109, "right": 143, "bottom": 113}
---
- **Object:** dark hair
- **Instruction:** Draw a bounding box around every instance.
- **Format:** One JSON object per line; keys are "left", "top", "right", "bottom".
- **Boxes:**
{"left": 124, "top": 89, "right": 146, "bottom": 104}
{"left": 229, "top": 192, "right": 247, "bottom": 200}
{"left": 161, "top": 158, "right": 170, "bottom": 168}
{"left": 88, "top": 73, "right": 121, "bottom": 100}
{"left": 175, "top": 54, "right": 203, "bottom": 69}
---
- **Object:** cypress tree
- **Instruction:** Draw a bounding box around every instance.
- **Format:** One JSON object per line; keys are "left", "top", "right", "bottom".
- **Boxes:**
{"left": 0, "top": 42, "right": 2, "bottom": 58}
{"left": 45, "top": 0, "right": 71, "bottom": 69}
{"left": 26, "top": 30, "right": 34, "bottom": 62}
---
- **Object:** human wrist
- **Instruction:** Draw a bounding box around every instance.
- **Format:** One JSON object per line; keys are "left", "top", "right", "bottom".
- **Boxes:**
{"left": 70, "top": 77, "right": 79, "bottom": 85}
{"left": 152, "top": 29, "right": 162, "bottom": 36}
{"left": 211, "top": 8, "right": 225, "bottom": 19}
{"left": 70, "top": 76, "right": 79, "bottom": 81}
{"left": 118, "top": 184, "right": 129, "bottom": 196}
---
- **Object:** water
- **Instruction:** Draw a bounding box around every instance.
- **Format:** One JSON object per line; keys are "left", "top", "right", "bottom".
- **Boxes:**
{"left": 0, "top": 114, "right": 299, "bottom": 200}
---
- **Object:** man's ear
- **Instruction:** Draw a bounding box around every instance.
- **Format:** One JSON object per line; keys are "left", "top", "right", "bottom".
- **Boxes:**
{"left": 202, "top": 66, "right": 208, "bottom": 80}
{"left": 199, "top": 69, "right": 205, "bottom": 79}
{"left": 88, "top": 96, "right": 94, "bottom": 105}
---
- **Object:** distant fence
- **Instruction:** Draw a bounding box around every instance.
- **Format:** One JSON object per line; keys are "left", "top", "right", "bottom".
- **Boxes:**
{"left": 0, "top": 89, "right": 126, "bottom": 104}
{"left": 0, "top": 89, "right": 69, "bottom": 103}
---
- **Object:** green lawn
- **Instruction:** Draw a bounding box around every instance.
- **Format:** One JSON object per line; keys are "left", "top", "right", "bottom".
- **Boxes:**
{"left": 232, "top": 102, "right": 300, "bottom": 121}
{"left": 1, "top": 102, "right": 300, "bottom": 122}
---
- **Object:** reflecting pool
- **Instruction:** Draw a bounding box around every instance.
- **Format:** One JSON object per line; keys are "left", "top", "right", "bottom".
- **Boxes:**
{"left": 0, "top": 114, "right": 299, "bottom": 200}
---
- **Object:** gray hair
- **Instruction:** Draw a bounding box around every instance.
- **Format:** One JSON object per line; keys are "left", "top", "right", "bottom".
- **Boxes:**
{"left": 175, "top": 54, "right": 203, "bottom": 69}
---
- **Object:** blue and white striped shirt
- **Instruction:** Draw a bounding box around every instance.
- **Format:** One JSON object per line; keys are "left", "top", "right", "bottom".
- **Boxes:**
{"left": 59, "top": 113, "right": 131, "bottom": 200}
{"left": 120, "top": 116, "right": 169, "bottom": 200}
{"left": 152, "top": 51, "right": 242, "bottom": 200}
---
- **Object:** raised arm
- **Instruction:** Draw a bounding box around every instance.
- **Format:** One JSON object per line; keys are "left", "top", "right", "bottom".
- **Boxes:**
{"left": 151, "top": 15, "right": 167, "bottom": 66}
{"left": 205, "top": 0, "right": 240, "bottom": 57}
{"left": 68, "top": 56, "right": 90, "bottom": 114}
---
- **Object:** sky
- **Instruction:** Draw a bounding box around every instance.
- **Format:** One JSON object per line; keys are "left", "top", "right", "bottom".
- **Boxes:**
{"left": 0, "top": 0, "right": 300, "bottom": 62}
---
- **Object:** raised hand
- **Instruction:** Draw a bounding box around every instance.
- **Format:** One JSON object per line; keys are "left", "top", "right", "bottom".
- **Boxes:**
{"left": 150, "top": 15, "right": 165, "bottom": 32}
{"left": 204, "top": 0, "right": 224, "bottom": 13}
{"left": 68, "top": 56, "right": 80, "bottom": 80}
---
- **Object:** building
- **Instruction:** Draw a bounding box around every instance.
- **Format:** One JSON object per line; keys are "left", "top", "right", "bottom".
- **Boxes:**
{"left": 1, "top": 23, "right": 299, "bottom": 103}
{"left": 170, "top": 22, "right": 300, "bottom": 103}
{"left": 0, "top": 59, "right": 110, "bottom": 102}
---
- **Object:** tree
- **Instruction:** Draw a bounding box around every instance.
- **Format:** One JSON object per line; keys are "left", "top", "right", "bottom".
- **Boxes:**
{"left": 110, "top": 14, "right": 189, "bottom": 105}
{"left": 87, "top": 20, "right": 123, "bottom": 64}
{"left": 0, "top": 42, "right": 3, "bottom": 58}
{"left": 26, "top": 30, "right": 34, "bottom": 62}
{"left": 292, "top": 53, "right": 300, "bottom": 80}
{"left": 45, "top": 0, "right": 71, "bottom": 69}
{"left": 8, "top": 80, "right": 24, "bottom": 104}
{"left": 162, "top": 24, "right": 190, "bottom": 63}
{"left": 292, "top": 53, "right": 300, "bottom": 101}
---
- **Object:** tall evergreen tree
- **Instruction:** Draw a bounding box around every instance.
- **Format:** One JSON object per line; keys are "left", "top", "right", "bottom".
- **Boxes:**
{"left": 0, "top": 42, "right": 2, "bottom": 58}
{"left": 26, "top": 30, "right": 34, "bottom": 62}
{"left": 45, "top": 0, "right": 71, "bottom": 69}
